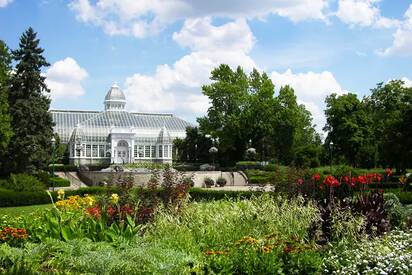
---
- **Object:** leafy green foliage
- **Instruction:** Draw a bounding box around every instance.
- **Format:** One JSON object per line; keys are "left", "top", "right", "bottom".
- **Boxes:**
{"left": 7, "top": 27, "right": 54, "bottom": 174}
{"left": 0, "top": 173, "right": 45, "bottom": 192}
{"left": 173, "top": 127, "right": 213, "bottom": 163}
{"left": 204, "top": 177, "right": 214, "bottom": 187}
{"left": 216, "top": 177, "right": 227, "bottom": 187}
{"left": 197, "top": 65, "right": 320, "bottom": 166}
{"left": 367, "top": 80, "right": 412, "bottom": 173}
{"left": 0, "top": 41, "right": 13, "bottom": 175}
{"left": 48, "top": 177, "right": 70, "bottom": 188}
{"left": 324, "top": 80, "right": 412, "bottom": 171}
{"left": 324, "top": 93, "right": 375, "bottom": 167}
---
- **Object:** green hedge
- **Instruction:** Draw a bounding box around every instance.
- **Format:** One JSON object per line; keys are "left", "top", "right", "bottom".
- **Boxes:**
{"left": 49, "top": 164, "right": 77, "bottom": 172}
{"left": 48, "top": 164, "right": 110, "bottom": 172}
{"left": 48, "top": 177, "right": 70, "bottom": 188}
{"left": 0, "top": 187, "right": 258, "bottom": 207}
{"left": 235, "top": 161, "right": 263, "bottom": 170}
{"left": 0, "top": 187, "right": 111, "bottom": 207}
{"left": 2, "top": 186, "right": 411, "bottom": 208}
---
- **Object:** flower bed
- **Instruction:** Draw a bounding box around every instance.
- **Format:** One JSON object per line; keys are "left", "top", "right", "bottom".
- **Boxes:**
{"left": 1, "top": 166, "right": 412, "bottom": 273}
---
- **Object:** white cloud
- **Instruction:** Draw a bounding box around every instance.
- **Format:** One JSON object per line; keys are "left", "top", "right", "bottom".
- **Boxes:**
{"left": 123, "top": 18, "right": 256, "bottom": 119}
{"left": 69, "top": 0, "right": 329, "bottom": 38}
{"left": 123, "top": 17, "right": 347, "bottom": 132}
{"left": 0, "top": 0, "right": 12, "bottom": 8}
{"left": 270, "top": 69, "right": 345, "bottom": 132}
{"left": 336, "top": 0, "right": 379, "bottom": 27}
{"left": 378, "top": 4, "right": 412, "bottom": 56}
{"left": 45, "top": 57, "right": 88, "bottom": 100}
{"left": 336, "top": 0, "right": 400, "bottom": 28}
{"left": 173, "top": 17, "right": 254, "bottom": 52}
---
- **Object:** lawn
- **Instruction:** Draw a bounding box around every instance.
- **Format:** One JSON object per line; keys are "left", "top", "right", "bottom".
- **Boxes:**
{"left": 0, "top": 204, "right": 50, "bottom": 217}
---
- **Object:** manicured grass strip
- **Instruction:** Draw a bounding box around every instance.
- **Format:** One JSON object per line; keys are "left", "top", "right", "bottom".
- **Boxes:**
{"left": 0, "top": 204, "right": 51, "bottom": 217}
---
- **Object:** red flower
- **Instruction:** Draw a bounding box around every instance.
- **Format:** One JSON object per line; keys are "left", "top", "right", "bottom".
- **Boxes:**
{"left": 323, "top": 175, "right": 340, "bottom": 187}
{"left": 350, "top": 177, "right": 357, "bottom": 187}
{"left": 373, "top": 173, "right": 382, "bottom": 183}
{"left": 296, "top": 178, "right": 304, "bottom": 185}
{"left": 385, "top": 168, "right": 392, "bottom": 177}
{"left": 312, "top": 173, "right": 321, "bottom": 182}
{"left": 357, "top": 175, "right": 367, "bottom": 184}
{"left": 343, "top": 176, "right": 349, "bottom": 183}
{"left": 86, "top": 206, "right": 101, "bottom": 219}
{"left": 107, "top": 205, "right": 116, "bottom": 217}
{"left": 120, "top": 204, "right": 134, "bottom": 218}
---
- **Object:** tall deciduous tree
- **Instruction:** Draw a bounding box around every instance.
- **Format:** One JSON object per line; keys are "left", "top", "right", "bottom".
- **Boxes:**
{"left": 0, "top": 41, "right": 13, "bottom": 174}
{"left": 7, "top": 27, "right": 54, "bottom": 173}
{"left": 198, "top": 65, "right": 319, "bottom": 165}
{"left": 367, "top": 80, "right": 412, "bottom": 172}
{"left": 323, "top": 93, "right": 374, "bottom": 167}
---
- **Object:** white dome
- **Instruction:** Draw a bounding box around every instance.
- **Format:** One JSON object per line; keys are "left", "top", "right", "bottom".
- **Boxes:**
{"left": 104, "top": 84, "right": 126, "bottom": 101}
{"left": 104, "top": 83, "right": 126, "bottom": 111}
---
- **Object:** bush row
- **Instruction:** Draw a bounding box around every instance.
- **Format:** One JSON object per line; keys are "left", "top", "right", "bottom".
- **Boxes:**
{"left": 0, "top": 187, "right": 258, "bottom": 207}
{"left": 1, "top": 185, "right": 411, "bottom": 207}
{"left": 0, "top": 187, "right": 111, "bottom": 207}
{"left": 48, "top": 164, "right": 110, "bottom": 172}
{"left": 48, "top": 177, "right": 71, "bottom": 188}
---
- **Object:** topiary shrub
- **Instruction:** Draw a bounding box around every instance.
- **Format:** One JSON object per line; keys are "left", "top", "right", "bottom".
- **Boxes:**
{"left": 204, "top": 177, "right": 214, "bottom": 188}
{"left": 216, "top": 177, "right": 227, "bottom": 187}
{"left": 182, "top": 176, "right": 195, "bottom": 188}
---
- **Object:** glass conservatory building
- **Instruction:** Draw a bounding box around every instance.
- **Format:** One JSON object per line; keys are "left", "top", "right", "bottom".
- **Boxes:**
{"left": 51, "top": 84, "right": 192, "bottom": 165}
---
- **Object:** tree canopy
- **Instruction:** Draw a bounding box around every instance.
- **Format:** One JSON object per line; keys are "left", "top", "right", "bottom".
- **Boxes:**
{"left": 324, "top": 80, "right": 412, "bottom": 171}
{"left": 195, "top": 65, "right": 320, "bottom": 166}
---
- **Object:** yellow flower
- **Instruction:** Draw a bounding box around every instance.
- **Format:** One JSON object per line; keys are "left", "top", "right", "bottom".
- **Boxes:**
{"left": 110, "top": 193, "right": 119, "bottom": 204}
{"left": 57, "top": 189, "right": 65, "bottom": 200}
{"left": 83, "top": 194, "right": 96, "bottom": 206}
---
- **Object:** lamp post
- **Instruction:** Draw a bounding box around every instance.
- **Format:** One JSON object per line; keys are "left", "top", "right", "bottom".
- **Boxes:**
{"left": 246, "top": 139, "right": 256, "bottom": 161}
{"left": 209, "top": 146, "right": 218, "bottom": 168}
{"left": 194, "top": 143, "right": 198, "bottom": 163}
{"left": 51, "top": 137, "right": 56, "bottom": 191}
{"left": 329, "top": 141, "right": 334, "bottom": 174}
{"left": 75, "top": 137, "right": 83, "bottom": 168}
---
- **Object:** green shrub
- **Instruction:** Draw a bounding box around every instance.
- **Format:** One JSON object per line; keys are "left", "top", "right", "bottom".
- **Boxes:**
{"left": 216, "top": 177, "right": 227, "bottom": 187}
{"left": 332, "top": 164, "right": 355, "bottom": 178}
{"left": 48, "top": 177, "right": 70, "bottom": 188}
{"left": 383, "top": 193, "right": 405, "bottom": 227}
{"left": 204, "top": 177, "right": 214, "bottom": 187}
{"left": 173, "top": 163, "right": 199, "bottom": 171}
{"left": 182, "top": 176, "right": 195, "bottom": 187}
{"left": 235, "top": 161, "right": 262, "bottom": 170}
{"left": 263, "top": 164, "right": 276, "bottom": 171}
{"left": 0, "top": 187, "right": 111, "bottom": 207}
{"left": 0, "top": 174, "right": 46, "bottom": 192}
{"left": 49, "top": 164, "right": 77, "bottom": 172}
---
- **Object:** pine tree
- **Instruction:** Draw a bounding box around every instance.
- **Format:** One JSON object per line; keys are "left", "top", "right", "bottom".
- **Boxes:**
{"left": 0, "top": 41, "right": 13, "bottom": 174}
{"left": 7, "top": 27, "right": 54, "bottom": 173}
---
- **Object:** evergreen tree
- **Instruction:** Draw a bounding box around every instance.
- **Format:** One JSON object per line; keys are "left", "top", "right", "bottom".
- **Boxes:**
{"left": 7, "top": 27, "right": 54, "bottom": 173}
{"left": 0, "top": 41, "right": 13, "bottom": 173}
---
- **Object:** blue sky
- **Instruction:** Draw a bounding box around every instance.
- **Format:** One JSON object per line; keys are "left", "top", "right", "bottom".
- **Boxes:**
{"left": 0, "top": 0, "right": 411, "bottom": 134}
